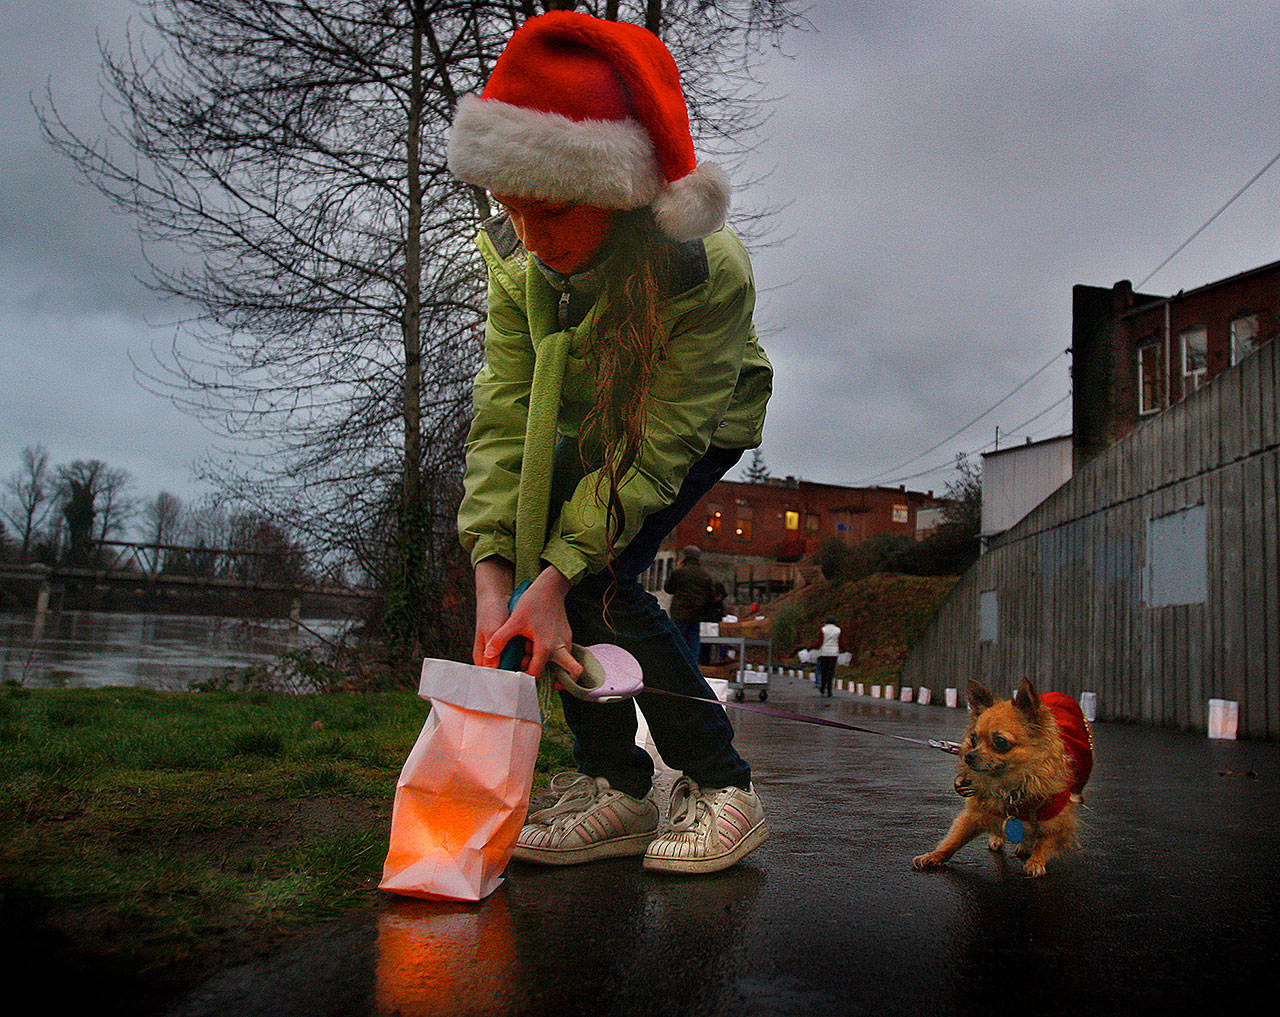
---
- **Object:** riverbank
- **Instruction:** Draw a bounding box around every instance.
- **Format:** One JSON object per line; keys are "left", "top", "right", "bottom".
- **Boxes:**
{"left": 0, "top": 685, "right": 574, "bottom": 1015}
{"left": 0, "top": 571, "right": 361, "bottom": 620}
{"left": 0, "top": 610, "right": 357, "bottom": 690}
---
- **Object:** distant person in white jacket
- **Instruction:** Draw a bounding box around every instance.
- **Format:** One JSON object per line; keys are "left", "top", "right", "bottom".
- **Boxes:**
{"left": 818, "top": 617, "right": 841, "bottom": 698}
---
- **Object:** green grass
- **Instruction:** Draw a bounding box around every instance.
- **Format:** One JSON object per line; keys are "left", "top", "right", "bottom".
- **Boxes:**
{"left": 0, "top": 683, "right": 575, "bottom": 1010}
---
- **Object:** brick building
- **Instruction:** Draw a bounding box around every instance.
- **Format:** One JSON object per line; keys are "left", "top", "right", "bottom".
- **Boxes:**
{"left": 645, "top": 477, "right": 941, "bottom": 606}
{"left": 1072, "top": 259, "right": 1280, "bottom": 461}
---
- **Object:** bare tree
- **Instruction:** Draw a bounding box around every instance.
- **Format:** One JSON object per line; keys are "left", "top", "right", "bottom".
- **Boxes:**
{"left": 228, "top": 511, "right": 312, "bottom": 586}
{"left": 171, "top": 496, "right": 231, "bottom": 576}
{"left": 40, "top": 0, "right": 805, "bottom": 658}
{"left": 140, "top": 489, "right": 184, "bottom": 572}
{"left": 56, "top": 460, "right": 103, "bottom": 565}
{"left": 2, "top": 444, "right": 53, "bottom": 561}
{"left": 94, "top": 466, "right": 137, "bottom": 545}
{"left": 51, "top": 460, "right": 136, "bottom": 564}
{"left": 143, "top": 491, "right": 184, "bottom": 548}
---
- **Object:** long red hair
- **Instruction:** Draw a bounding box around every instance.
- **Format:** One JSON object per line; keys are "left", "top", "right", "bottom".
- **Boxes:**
{"left": 581, "top": 208, "right": 673, "bottom": 562}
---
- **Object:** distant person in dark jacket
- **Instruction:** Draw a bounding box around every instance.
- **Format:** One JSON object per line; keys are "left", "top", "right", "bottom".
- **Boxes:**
{"left": 705, "top": 581, "right": 727, "bottom": 623}
{"left": 665, "top": 545, "right": 716, "bottom": 658}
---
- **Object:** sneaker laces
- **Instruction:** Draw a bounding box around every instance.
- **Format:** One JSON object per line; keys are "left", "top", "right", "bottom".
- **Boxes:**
{"left": 668, "top": 776, "right": 705, "bottom": 833}
{"left": 528, "top": 772, "right": 602, "bottom": 827}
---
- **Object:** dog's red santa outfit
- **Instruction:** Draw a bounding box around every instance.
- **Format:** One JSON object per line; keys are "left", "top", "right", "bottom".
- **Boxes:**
{"left": 1016, "top": 692, "right": 1094, "bottom": 822}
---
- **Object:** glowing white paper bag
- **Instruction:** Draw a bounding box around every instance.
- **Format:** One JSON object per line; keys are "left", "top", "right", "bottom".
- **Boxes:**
{"left": 380, "top": 659, "right": 542, "bottom": 901}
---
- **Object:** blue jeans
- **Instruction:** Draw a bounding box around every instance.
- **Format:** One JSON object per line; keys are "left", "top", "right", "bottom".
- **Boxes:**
{"left": 551, "top": 441, "right": 749, "bottom": 799}
{"left": 675, "top": 620, "right": 701, "bottom": 660}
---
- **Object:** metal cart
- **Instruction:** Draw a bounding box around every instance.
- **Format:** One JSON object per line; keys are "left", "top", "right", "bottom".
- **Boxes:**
{"left": 703, "top": 635, "right": 773, "bottom": 702}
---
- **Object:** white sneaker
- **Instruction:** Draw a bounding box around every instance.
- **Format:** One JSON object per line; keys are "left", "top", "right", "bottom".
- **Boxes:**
{"left": 513, "top": 772, "right": 659, "bottom": 866}
{"left": 643, "top": 776, "right": 769, "bottom": 874}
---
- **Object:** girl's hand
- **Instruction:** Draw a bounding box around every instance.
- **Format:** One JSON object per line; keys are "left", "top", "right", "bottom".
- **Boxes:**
{"left": 473, "top": 557, "right": 515, "bottom": 667}
{"left": 484, "top": 565, "right": 584, "bottom": 680}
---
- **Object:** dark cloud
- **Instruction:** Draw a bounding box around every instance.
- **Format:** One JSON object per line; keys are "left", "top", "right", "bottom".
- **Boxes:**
{"left": 3, "top": 0, "right": 1280, "bottom": 510}
{"left": 740, "top": 0, "right": 1280, "bottom": 490}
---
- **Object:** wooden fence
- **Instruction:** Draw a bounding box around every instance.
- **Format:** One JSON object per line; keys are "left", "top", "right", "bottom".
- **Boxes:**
{"left": 901, "top": 338, "right": 1278, "bottom": 738}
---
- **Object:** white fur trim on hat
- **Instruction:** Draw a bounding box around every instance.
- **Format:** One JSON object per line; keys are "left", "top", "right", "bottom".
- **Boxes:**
{"left": 448, "top": 94, "right": 663, "bottom": 208}
{"left": 652, "top": 163, "right": 730, "bottom": 241}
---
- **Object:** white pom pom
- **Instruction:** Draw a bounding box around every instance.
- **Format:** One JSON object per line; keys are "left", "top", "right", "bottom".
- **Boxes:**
{"left": 652, "top": 163, "right": 730, "bottom": 241}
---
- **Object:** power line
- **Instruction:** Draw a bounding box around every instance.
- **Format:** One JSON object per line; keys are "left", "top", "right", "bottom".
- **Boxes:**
{"left": 1137, "top": 145, "right": 1280, "bottom": 290}
{"left": 853, "top": 347, "right": 1068, "bottom": 485}
{"left": 870, "top": 391, "right": 1072, "bottom": 489}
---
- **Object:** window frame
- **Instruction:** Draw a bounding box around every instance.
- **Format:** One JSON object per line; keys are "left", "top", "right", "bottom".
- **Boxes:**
{"left": 1179, "top": 326, "right": 1207, "bottom": 394}
{"left": 1230, "top": 313, "right": 1260, "bottom": 366}
{"left": 1137, "top": 341, "right": 1163, "bottom": 415}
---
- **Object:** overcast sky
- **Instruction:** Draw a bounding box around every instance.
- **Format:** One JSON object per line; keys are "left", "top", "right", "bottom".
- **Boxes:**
{"left": 4, "top": 1, "right": 1280, "bottom": 522}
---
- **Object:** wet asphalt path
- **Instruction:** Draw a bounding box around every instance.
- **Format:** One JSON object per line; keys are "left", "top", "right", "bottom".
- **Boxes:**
{"left": 167, "top": 671, "right": 1280, "bottom": 1017}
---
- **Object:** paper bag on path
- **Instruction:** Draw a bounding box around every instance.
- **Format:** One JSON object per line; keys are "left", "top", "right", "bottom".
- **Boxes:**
{"left": 379, "top": 658, "right": 542, "bottom": 901}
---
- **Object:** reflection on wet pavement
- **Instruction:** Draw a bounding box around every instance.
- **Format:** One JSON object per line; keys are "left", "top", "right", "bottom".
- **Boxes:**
{"left": 165, "top": 671, "right": 1280, "bottom": 1017}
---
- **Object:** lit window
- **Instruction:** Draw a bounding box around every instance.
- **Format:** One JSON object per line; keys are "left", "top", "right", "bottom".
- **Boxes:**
{"left": 785, "top": 510, "right": 799, "bottom": 530}
{"left": 892, "top": 504, "right": 909, "bottom": 524}
{"left": 735, "top": 519, "right": 752, "bottom": 540}
{"left": 1231, "top": 314, "right": 1261, "bottom": 365}
{"left": 1138, "top": 343, "right": 1163, "bottom": 415}
{"left": 705, "top": 510, "right": 722, "bottom": 536}
{"left": 1180, "top": 327, "right": 1207, "bottom": 393}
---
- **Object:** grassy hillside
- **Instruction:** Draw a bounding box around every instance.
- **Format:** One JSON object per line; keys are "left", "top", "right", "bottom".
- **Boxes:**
{"left": 768, "top": 573, "right": 959, "bottom": 683}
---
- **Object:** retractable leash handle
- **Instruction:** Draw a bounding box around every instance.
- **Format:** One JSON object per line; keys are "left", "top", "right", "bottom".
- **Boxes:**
{"left": 546, "top": 643, "right": 646, "bottom": 703}
{"left": 497, "top": 580, "right": 533, "bottom": 672}
{"left": 497, "top": 584, "right": 645, "bottom": 701}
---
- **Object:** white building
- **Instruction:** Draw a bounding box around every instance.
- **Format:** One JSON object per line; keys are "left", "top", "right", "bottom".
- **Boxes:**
{"left": 980, "top": 435, "right": 1074, "bottom": 547}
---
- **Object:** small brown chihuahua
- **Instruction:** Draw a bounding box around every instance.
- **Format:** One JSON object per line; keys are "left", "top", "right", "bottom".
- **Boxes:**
{"left": 913, "top": 679, "right": 1093, "bottom": 878}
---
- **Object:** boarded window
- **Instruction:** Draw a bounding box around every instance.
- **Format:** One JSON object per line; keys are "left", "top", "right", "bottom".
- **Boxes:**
{"left": 1144, "top": 504, "right": 1207, "bottom": 607}
{"left": 978, "top": 589, "right": 999, "bottom": 643}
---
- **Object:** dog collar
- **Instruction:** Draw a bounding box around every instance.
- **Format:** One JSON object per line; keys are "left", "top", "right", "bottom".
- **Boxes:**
{"left": 1012, "top": 789, "right": 1072, "bottom": 824}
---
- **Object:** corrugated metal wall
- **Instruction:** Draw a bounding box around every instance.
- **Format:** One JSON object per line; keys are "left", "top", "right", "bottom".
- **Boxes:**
{"left": 901, "top": 338, "right": 1279, "bottom": 738}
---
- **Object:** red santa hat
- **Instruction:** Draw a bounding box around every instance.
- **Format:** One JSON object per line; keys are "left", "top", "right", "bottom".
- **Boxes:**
{"left": 447, "top": 11, "right": 729, "bottom": 242}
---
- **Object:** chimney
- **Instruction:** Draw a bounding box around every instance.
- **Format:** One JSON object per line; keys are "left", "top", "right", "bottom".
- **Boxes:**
{"left": 1113, "top": 279, "right": 1134, "bottom": 311}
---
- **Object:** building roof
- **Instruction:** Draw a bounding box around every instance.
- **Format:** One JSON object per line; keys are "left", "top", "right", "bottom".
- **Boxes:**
{"left": 980, "top": 433, "right": 1073, "bottom": 461}
{"left": 1121, "top": 254, "right": 1280, "bottom": 318}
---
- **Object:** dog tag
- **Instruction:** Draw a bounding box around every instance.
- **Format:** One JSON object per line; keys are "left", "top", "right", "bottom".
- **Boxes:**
{"left": 1003, "top": 816, "right": 1025, "bottom": 845}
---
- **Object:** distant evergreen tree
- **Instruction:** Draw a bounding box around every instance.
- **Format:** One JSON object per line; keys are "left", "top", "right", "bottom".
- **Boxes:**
{"left": 741, "top": 448, "right": 771, "bottom": 484}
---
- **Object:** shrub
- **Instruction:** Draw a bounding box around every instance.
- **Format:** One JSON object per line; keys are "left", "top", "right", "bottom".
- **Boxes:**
{"left": 813, "top": 537, "right": 852, "bottom": 581}
{"left": 770, "top": 603, "right": 803, "bottom": 656}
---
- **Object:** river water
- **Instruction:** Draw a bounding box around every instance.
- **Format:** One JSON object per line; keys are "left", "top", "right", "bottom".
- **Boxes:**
{"left": 0, "top": 610, "right": 354, "bottom": 690}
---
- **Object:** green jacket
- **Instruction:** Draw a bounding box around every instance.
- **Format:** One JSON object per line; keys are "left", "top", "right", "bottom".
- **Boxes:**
{"left": 458, "top": 217, "right": 772, "bottom": 585}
